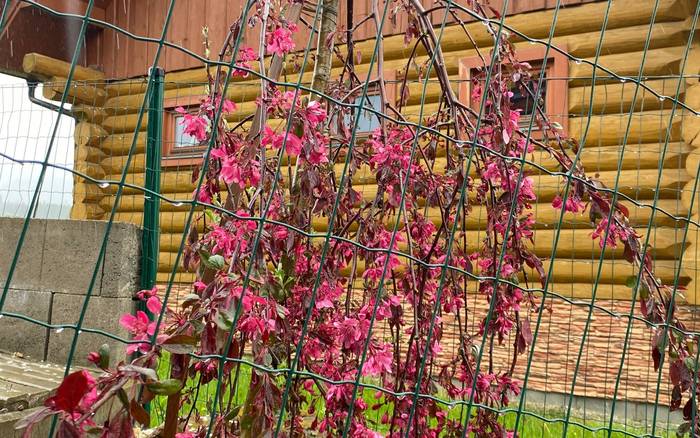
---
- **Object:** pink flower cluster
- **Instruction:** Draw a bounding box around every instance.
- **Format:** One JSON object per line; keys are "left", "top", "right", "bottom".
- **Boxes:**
{"left": 267, "top": 23, "right": 297, "bottom": 57}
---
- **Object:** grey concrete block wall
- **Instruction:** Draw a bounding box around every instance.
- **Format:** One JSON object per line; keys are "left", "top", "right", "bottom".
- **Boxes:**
{"left": 0, "top": 218, "right": 141, "bottom": 366}
{"left": 0, "top": 218, "right": 141, "bottom": 298}
{"left": 0, "top": 290, "right": 50, "bottom": 359}
{"left": 48, "top": 294, "right": 134, "bottom": 367}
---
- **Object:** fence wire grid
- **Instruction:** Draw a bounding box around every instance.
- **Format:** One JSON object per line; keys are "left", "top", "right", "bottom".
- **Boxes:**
{"left": 2, "top": 0, "right": 700, "bottom": 436}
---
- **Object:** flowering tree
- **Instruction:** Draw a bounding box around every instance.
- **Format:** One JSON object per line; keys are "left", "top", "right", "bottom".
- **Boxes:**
{"left": 19, "top": 0, "right": 698, "bottom": 437}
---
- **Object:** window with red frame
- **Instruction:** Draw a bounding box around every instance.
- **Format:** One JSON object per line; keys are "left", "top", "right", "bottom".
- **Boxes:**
{"left": 458, "top": 46, "right": 568, "bottom": 137}
{"left": 162, "top": 95, "right": 208, "bottom": 168}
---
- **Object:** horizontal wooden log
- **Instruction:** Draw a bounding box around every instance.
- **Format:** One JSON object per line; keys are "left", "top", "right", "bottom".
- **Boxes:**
{"left": 151, "top": 264, "right": 665, "bottom": 301}
{"left": 74, "top": 161, "right": 106, "bottom": 180}
{"left": 73, "top": 181, "right": 104, "bottom": 203}
{"left": 101, "top": 140, "right": 689, "bottom": 200}
{"left": 74, "top": 122, "right": 108, "bottom": 148}
{"left": 22, "top": 52, "right": 105, "bottom": 82}
{"left": 104, "top": 166, "right": 688, "bottom": 218}
{"left": 156, "top": 271, "right": 195, "bottom": 284}
{"left": 71, "top": 105, "right": 107, "bottom": 124}
{"left": 153, "top": 250, "right": 686, "bottom": 288}
{"left": 157, "top": 226, "right": 686, "bottom": 260}
{"left": 675, "top": 227, "right": 700, "bottom": 304}
{"left": 568, "top": 111, "right": 681, "bottom": 147}
{"left": 678, "top": 180, "right": 700, "bottom": 218}
{"left": 102, "top": 172, "right": 195, "bottom": 196}
{"left": 683, "top": 43, "right": 700, "bottom": 86}
{"left": 568, "top": 47, "right": 686, "bottom": 86}
{"left": 70, "top": 202, "right": 105, "bottom": 220}
{"left": 100, "top": 132, "right": 147, "bottom": 155}
{"left": 568, "top": 78, "right": 685, "bottom": 116}
{"left": 102, "top": 113, "right": 148, "bottom": 134}
{"left": 112, "top": 198, "right": 685, "bottom": 235}
{"left": 105, "top": 84, "right": 211, "bottom": 116}
{"left": 101, "top": 154, "right": 146, "bottom": 175}
{"left": 45, "top": 77, "right": 108, "bottom": 106}
{"left": 100, "top": 141, "right": 689, "bottom": 188}
{"left": 74, "top": 144, "right": 105, "bottom": 163}
{"left": 312, "top": 199, "right": 686, "bottom": 231}
{"left": 219, "top": 108, "right": 679, "bottom": 150}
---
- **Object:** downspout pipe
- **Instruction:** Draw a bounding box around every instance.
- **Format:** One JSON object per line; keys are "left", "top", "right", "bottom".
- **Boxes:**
{"left": 25, "top": 79, "right": 76, "bottom": 120}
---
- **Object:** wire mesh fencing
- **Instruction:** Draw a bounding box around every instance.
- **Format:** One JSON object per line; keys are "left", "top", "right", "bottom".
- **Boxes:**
{"left": 2, "top": 0, "right": 700, "bottom": 436}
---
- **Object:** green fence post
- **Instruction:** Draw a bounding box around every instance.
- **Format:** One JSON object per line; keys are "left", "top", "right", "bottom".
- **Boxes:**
{"left": 138, "top": 66, "right": 164, "bottom": 417}
{"left": 140, "top": 67, "right": 164, "bottom": 323}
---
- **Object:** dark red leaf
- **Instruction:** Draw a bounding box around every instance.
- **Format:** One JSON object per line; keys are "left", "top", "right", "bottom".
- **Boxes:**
{"left": 56, "top": 421, "right": 81, "bottom": 438}
{"left": 684, "top": 398, "right": 693, "bottom": 419}
{"left": 652, "top": 347, "right": 661, "bottom": 371}
{"left": 130, "top": 400, "right": 150, "bottom": 426}
{"left": 102, "top": 412, "right": 135, "bottom": 438}
{"left": 670, "top": 360, "right": 683, "bottom": 386}
{"left": 616, "top": 202, "right": 630, "bottom": 218}
{"left": 44, "top": 370, "right": 94, "bottom": 413}
{"left": 671, "top": 385, "right": 682, "bottom": 410}
{"left": 15, "top": 406, "right": 53, "bottom": 436}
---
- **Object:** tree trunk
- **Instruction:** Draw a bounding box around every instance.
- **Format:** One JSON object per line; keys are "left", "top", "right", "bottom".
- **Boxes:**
{"left": 310, "top": 0, "right": 339, "bottom": 96}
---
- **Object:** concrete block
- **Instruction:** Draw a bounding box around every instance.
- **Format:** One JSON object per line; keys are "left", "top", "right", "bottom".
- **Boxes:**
{"left": 38, "top": 219, "right": 141, "bottom": 298}
{"left": 47, "top": 294, "right": 134, "bottom": 367}
{"left": 0, "top": 218, "right": 47, "bottom": 292}
{"left": 0, "top": 407, "right": 52, "bottom": 438}
{"left": 40, "top": 219, "right": 102, "bottom": 295}
{"left": 0, "top": 289, "right": 50, "bottom": 360}
{"left": 101, "top": 221, "right": 141, "bottom": 298}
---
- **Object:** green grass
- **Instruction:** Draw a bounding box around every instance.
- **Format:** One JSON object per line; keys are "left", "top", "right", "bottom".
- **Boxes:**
{"left": 150, "top": 352, "right": 251, "bottom": 426}
{"left": 147, "top": 354, "right": 674, "bottom": 436}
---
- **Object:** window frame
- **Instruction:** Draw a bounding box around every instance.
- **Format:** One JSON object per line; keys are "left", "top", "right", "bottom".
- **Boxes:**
{"left": 458, "top": 46, "right": 568, "bottom": 138}
{"left": 341, "top": 70, "right": 398, "bottom": 139}
{"left": 162, "top": 94, "right": 207, "bottom": 168}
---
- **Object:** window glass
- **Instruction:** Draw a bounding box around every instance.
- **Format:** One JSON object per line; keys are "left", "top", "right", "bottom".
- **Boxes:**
{"left": 174, "top": 114, "right": 203, "bottom": 149}
{"left": 351, "top": 94, "right": 382, "bottom": 133}
{"left": 510, "top": 73, "right": 546, "bottom": 122}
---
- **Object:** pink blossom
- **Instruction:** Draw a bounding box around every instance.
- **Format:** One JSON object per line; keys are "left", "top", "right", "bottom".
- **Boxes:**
{"left": 175, "top": 107, "right": 209, "bottom": 142}
{"left": 334, "top": 317, "right": 364, "bottom": 351}
{"left": 363, "top": 343, "right": 393, "bottom": 376}
{"left": 221, "top": 98, "right": 237, "bottom": 114}
{"left": 552, "top": 194, "right": 585, "bottom": 213}
{"left": 261, "top": 125, "right": 303, "bottom": 156}
{"left": 146, "top": 296, "right": 162, "bottom": 315}
{"left": 267, "top": 24, "right": 296, "bottom": 56}
{"left": 219, "top": 155, "right": 260, "bottom": 189}
{"left": 119, "top": 310, "right": 155, "bottom": 354}
{"left": 136, "top": 285, "right": 158, "bottom": 300}
{"left": 233, "top": 46, "right": 258, "bottom": 77}
{"left": 305, "top": 100, "right": 327, "bottom": 125}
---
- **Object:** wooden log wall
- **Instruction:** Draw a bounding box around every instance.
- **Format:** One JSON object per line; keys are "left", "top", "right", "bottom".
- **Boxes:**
{"left": 79, "top": 0, "right": 699, "bottom": 299}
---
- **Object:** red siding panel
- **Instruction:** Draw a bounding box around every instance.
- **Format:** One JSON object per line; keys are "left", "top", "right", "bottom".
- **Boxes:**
{"left": 97, "top": 0, "right": 603, "bottom": 78}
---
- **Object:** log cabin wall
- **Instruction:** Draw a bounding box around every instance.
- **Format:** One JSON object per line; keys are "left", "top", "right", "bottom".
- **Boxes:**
{"left": 23, "top": 0, "right": 700, "bottom": 411}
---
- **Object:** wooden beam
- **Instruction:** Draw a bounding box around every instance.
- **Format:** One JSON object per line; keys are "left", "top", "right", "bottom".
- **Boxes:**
{"left": 22, "top": 53, "right": 104, "bottom": 82}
